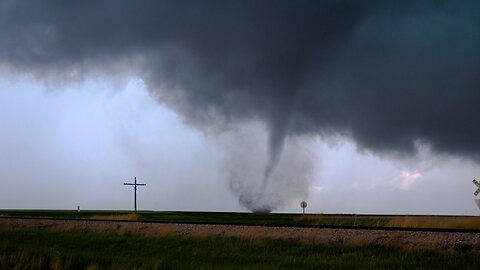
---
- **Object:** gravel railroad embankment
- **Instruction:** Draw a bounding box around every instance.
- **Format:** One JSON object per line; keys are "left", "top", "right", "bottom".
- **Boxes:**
{"left": 1, "top": 217, "right": 479, "bottom": 250}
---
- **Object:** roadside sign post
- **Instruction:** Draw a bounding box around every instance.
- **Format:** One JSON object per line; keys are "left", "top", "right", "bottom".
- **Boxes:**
{"left": 473, "top": 179, "right": 480, "bottom": 212}
{"left": 300, "top": 201, "right": 307, "bottom": 215}
{"left": 473, "top": 179, "right": 480, "bottom": 196}
{"left": 124, "top": 177, "right": 146, "bottom": 213}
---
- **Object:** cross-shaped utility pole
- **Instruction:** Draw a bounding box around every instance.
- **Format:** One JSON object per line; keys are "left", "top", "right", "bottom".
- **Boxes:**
{"left": 124, "top": 177, "right": 146, "bottom": 213}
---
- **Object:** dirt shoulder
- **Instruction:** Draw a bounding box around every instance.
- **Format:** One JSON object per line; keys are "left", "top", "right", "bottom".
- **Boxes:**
{"left": 1, "top": 217, "right": 479, "bottom": 251}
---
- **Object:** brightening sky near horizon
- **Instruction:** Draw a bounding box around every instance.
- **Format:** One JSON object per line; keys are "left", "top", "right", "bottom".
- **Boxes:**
{"left": 0, "top": 1, "right": 480, "bottom": 214}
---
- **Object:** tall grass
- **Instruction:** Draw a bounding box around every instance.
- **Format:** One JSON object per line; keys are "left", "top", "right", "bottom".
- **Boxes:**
{"left": 1, "top": 228, "right": 479, "bottom": 269}
{"left": 1, "top": 210, "right": 480, "bottom": 230}
{"left": 386, "top": 216, "right": 480, "bottom": 229}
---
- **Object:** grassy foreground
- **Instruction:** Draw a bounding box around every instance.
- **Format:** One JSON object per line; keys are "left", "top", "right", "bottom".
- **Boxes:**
{"left": 2, "top": 210, "right": 480, "bottom": 229}
{"left": 0, "top": 228, "right": 479, "bottom": 269}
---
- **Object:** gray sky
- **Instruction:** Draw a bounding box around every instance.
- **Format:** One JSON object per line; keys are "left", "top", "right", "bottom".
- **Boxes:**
{"left": 1, "top": 75, "right": 478, "bottom": 214}
{"left": 0, "top": 1, "right": 479, "bottom": 214}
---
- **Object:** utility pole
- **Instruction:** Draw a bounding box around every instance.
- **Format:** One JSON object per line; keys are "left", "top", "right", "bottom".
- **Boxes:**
{"left": 124, "top": 177, "right": 146, "bottom": 213}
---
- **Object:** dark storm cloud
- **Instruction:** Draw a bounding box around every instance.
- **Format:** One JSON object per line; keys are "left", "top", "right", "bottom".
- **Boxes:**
{"left": 1, "top": 1, "right": 479, "bottom": 159}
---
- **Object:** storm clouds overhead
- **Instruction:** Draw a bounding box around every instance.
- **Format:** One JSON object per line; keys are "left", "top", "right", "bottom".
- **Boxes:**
{"left": 1, "top": 1, "right": 479, "bottom": 212}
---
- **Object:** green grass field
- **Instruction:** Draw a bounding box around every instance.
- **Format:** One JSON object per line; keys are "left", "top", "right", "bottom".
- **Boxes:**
{"left": 1, "top": 227, "right": 479, "bottom": 269}
{"left": 1, "top": 210, "right": 480, "bottom": 229}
